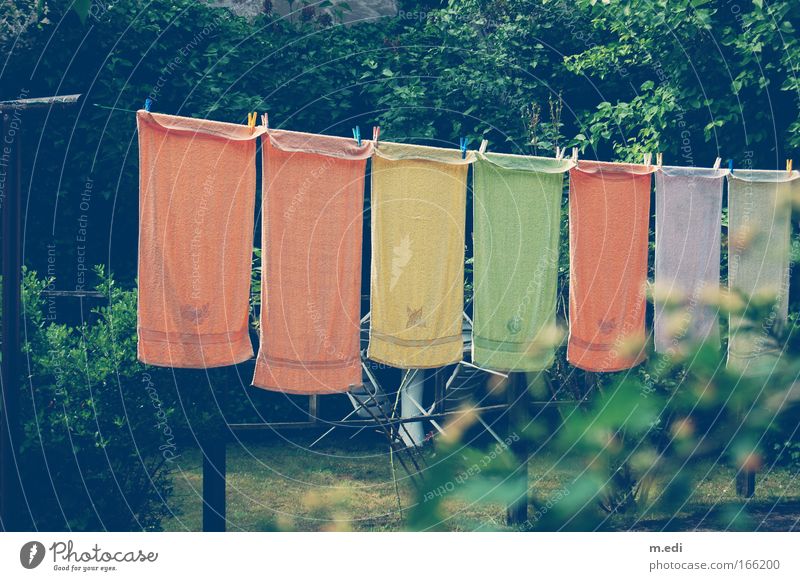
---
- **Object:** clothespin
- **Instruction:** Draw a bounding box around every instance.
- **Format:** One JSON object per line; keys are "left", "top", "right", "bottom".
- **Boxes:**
{"left": 571, "top": 147, "right": 579, "bottom": 162}
{"left": 460, "top": 137, "right": 469, "bottom": 159}
{"left": 479, "top": 139, "right": 488, "bottom": 154}
{"left": 353, "top": 126, "right": 361, "bottom": 146}
{"left": 555, "top": 146, "right": 562, "bottom": 160}
{"left": 261, "top": 113, "right": 269, "bottom": 128}
{"left": 247, "top": 112, "right": 257, "bottom": 132}
{"left": 656, "top": 152, "right": 663, "bottom": 167}
{"left": 787, "top": 159, "right": 793, "bottom": 174}
{"left": 728, "top": 159, "right": 734, "bottom": 174}
{"left": 144, "top": 98, "right": 152, "bottom": 112}
{"left": 713, "top": 157, "right": 722, "bottom": 170}
{"left": 643, "top": 153, "right": 652, "bottom": 167}
{"left": 372, "top": 126, "right": 380, "bottom": 145}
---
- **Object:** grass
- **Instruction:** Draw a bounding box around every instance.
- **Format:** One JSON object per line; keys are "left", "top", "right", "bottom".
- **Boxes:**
{"left": 160, "top": 437, "right": 800, "bottom": 532}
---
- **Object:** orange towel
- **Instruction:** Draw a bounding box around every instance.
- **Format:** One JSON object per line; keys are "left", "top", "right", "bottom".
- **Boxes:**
{"left": 568, "top": 160, "right": 653, "bottom": 372}
{"left": 137, "top": 111, "right": 264, "bottom": 368}
{"left": 252, "top": 130, "right": 373, "bottom": 394}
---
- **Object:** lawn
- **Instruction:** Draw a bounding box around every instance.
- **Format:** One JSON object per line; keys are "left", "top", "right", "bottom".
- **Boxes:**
{"left": 160, "top": 436, "right": 800, "bottom": 532}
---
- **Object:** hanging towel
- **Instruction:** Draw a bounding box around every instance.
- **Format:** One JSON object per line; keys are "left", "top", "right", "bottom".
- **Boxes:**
{"left": 472, "top": 152, "right": 573, "bottom": 371}
{"left": 654, "top": 166, "right": 726, "bottom": 354}
{"left": 568, "top": 160, "right": 654, "bottom": 372}
{"left": 252, "top": 130, "right": 373, "bottom": 394}
{"left": 368, "top": 142, "right": 475, "bottom": 368}
{"left": 727, "top": 169, "right": 798, "bottom": 375}
{"left": 137, "top": 111, "right": 265, "bottom": 368}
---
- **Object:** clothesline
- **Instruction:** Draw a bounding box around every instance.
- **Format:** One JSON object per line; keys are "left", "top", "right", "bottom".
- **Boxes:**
{"left": 135, "top": 109, "right": 799, "bottom": 394}
{"left": 97, "top": 103, "right": 797, "bottom": 174}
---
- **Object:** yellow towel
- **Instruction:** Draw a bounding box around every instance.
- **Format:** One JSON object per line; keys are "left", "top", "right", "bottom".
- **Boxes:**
{"left": 368, "top": 142, "right": 474, "bottom": 368}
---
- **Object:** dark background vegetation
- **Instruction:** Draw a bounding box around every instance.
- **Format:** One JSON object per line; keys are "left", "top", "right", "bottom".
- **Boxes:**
{"left": 1, "top": 0, "right": 799, "bottom": 530}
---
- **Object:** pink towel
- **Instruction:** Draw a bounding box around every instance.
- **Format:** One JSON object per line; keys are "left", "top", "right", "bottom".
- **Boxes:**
{"left": 568, "top": 160, "right": 653, "bottom": 372}
{"left": 252, "top": 130, "right": 373, "bottom": 393}
{"left": 137, "top": 111, "right": 263, "bottom": 368}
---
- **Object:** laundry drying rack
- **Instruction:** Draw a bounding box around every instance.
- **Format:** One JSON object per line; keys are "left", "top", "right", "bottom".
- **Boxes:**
{"left": 0, "top": 94, "right": 756, "bottom": 533}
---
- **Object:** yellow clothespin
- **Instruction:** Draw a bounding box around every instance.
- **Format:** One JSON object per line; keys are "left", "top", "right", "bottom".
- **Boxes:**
{"left": 261, "top": 113, "right": 269, "bottom": 128}
{"left": 713, "top": 157, "right": 722, "bottom": 170}
{"left": 479, "top": 139, "right": 488, "bottom": 154}
{"left": 787, "top": 159, "right": 793, "bottom": 174}
{"left": 247, "top": 112, "right": 257, "bottom": 132}
{"left": 656, "top": 152, "right": 663, "bottom": 167}
{"left": 372, "top": 126, "right": 380, "bottom": 145}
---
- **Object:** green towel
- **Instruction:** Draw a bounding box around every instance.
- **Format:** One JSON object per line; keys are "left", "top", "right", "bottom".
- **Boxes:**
{"left": 472, "top": 152, "right": 573, "bottom": 371}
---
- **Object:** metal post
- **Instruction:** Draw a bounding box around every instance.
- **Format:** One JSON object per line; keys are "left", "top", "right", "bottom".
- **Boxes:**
{"left": 202, "top": 437, "right": 227, "bottom": 532}
{"left": 506, "top": 372, "right": 529, "bottom": 527}
{"left": 736, "top": 469, "right": 756, "bottom": 498}
{"left": 0, "top": 112, "right": 23, "bottom": 531}
{"left": 434, "top": 366, "right": 446, "bottom": 416}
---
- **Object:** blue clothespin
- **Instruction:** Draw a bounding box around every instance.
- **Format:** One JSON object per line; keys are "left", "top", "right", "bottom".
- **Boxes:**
{"left": 728, "top": 158, "right": 734, "bottom": 174}
{"left": 144, "top": 98, "right": 152, "bottom": 112}
{"left": 460, "top": 137, "right": 469, "bottom": 159}
{"left": 353, "top": 126, "right": 361, "bottom": 146}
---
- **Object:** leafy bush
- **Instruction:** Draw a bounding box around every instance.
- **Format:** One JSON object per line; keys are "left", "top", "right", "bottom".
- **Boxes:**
{"left": 19, "top": 267, "right": 178, "bottom": 530}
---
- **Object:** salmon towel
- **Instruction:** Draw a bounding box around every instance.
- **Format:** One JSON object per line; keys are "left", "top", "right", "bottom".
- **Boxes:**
{"left": 727, "top": 169, "right": 798, "bottom": 375}
{"left": 252, "top": 130, "right": 373, "bottom": 393}
{"left": 472, "top": 153, "right": 573, "bottom": 371}
{"left": 568, "top": 160, "right": 653, "bottom": 372}
{"left": 137, "top": 111, "right": 264, "bottom": 368}
{"left": 368, "top": 142, "right": 475, "bottom": 368}
{"left": 654, "top": 166, "right": 726, "bottom": 354}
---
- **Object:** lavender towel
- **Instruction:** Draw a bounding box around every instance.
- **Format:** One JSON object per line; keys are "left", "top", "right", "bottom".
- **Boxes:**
{"left": 654, "top": 166, "right": 726, "bottom": 354}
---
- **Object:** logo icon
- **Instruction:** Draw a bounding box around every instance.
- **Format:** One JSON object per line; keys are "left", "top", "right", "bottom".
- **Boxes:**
{"left": 20, "top": 541, "right": 46, "bottom": 569}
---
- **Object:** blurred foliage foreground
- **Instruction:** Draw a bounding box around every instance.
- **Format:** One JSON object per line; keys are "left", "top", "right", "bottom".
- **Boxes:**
{"left": 13, "top": 264, "right": 800, "bottom": 531}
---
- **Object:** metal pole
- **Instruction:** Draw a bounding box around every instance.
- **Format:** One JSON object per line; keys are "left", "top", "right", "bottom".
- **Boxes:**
{"left": 506, "top": 372, "right": 529, "bottom": 527}
{"left": 202, "top": 437, "right": 227, "bottom": 532}
{"left": 0, "top": 111, "right": 23, "bottom": 531}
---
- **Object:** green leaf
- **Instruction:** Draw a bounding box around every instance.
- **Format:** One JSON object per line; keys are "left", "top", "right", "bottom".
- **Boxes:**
{"left": 72, "top": 0, "right": 92, "bottom": 23}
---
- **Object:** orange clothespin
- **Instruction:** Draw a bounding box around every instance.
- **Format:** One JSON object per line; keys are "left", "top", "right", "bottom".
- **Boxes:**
{"left": 787, "top": 159, "right": 793, "bottom": 174}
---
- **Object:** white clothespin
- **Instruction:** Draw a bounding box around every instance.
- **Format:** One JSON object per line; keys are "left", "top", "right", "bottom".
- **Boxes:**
{"left": 571, "top": 147, "right": 579, "bottom": 162}
{"left": 261, "top": 113, "right": 269, "bottom": 128}
{"left": 643, "top": 153, "right": 652, "bottom": 167}
{"left": 713, "top": 157, "right": 722, "bottom": 170}
{"left": 479, "top": 139, "right": 488, "bottom": 154}
{"left": 656, "top": 152, "right": 663, "bottom": 167}
{"left": 372, "top": 126, "right": 380, "bottom": 145}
